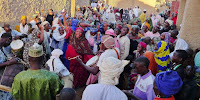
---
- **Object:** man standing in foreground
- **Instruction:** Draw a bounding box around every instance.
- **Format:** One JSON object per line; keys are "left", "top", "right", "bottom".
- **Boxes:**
{"left": 11, "top": 43, "right": 63, "bottom": 100}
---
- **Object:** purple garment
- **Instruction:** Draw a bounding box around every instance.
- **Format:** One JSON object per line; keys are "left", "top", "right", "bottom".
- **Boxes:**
{"left": 162, "top": 32, "right": 170, "bottom": 44}
{"left": 132, "top": 70, "right": 156, "bottom": 100}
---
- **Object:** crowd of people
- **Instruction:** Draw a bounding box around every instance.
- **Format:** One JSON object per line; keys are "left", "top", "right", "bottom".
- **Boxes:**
{"left": 0, "top": 1, "right": 200, "bottom": 100}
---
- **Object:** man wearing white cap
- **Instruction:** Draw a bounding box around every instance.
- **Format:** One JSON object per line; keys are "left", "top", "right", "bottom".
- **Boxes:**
{"left": 11, "top": 43, "right": 63, "bottom": 100}
{"left": 82, "top": 57, "right": 129, "bottom": 100}
{"left": 46, "top": 49, "right": 73, "bottom": 88}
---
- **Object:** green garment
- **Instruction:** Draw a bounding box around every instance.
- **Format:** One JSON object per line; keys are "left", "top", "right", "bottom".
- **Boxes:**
{"left": 11, "top": 69, "right": 64, "bottom": 100}
{"left": 129, "top": 17, "right": 141, "bottom": 25}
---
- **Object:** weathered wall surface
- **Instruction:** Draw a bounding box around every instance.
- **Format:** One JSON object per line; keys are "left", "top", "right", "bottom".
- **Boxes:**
{"left": 106, "top": 0, "right": 167, "bottom": 16}
{"left": 179, "top": 0, "right": 200, "bottom": 50}
{"left": 76, "top": 0, "right": 90, "bottom": 7}
{"left": 0, "top": 0, "right": 71, "bottom": 28}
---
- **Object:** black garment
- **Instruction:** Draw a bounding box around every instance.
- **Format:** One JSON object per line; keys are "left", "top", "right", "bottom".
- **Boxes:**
{"left": 159, "top": 26, "right": 171, "bottom": 34}
{"left": 46, "top": 14, "right": 54, "bottom": 26}
{"left": 173, "top": 65, "right": 185, "bottom": 80}
{"left": 129, "top": 39, "right": 138, "bottom": 55}
{"left": 174, "top": 78, "right": 199, "bottom": 100}
{"left": 119, "top": 9, "right": 123, "bottom": 19}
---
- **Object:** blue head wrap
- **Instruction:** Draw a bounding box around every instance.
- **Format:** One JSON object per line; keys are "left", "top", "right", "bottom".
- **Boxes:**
{"left": 90, "top": 27, "right": 98, "bottom": 33}
{"left": 155, "top": 70, "right": 183, "bottom": 97}
{"left": 71, "top": 19, "right": 79, "bottom": 31}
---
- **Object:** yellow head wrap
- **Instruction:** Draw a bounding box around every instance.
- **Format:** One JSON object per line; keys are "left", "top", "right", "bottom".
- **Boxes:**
{"left": 21, "top": 15, "right": 27, "bottom": 21}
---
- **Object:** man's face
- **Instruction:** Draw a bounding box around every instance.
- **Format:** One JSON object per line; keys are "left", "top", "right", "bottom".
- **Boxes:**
{"left": 133, "top": 62, "right": 144, "bottom": 74}
{"left": 132, "top": 14, "right": 135, "bottom": 18}
{"left": 44, "top": 24, "right": 51, "bottom": 30}
{"left": 2, "top": 37, "right": 12, "bottom": 47}
{"left": 4, "top": 27, "right": 11, "bottom": 33}
{"left": 152, "top": 27, "right": 158, "bottom": 33}
{"left": 121, "top": 27, "right": 128, "bottom": 36}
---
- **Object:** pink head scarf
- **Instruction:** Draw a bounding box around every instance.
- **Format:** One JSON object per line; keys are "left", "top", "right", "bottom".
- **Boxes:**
{"left": 105, "top": 29, "right": 117, "bottom": 37}
{"left": 139, "top": 41, "right": 147, "bottom": 50}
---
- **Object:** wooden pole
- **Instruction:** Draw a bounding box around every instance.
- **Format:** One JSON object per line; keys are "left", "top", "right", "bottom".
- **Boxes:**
{"left": 71, "top": 0, "right": 75, "bottom": 17}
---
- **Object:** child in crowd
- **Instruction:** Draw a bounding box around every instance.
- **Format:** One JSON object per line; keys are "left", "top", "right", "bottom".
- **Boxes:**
{"left": 59, "top": 88, "right": 76, "bottom": 100}
{"left": 171, "top": 50, "right": 188, "bottom": 80}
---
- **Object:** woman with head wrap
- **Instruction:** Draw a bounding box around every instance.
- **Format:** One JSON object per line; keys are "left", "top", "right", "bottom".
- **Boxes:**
{"left": 76, "top": 35, "right": 120, "bottom": 81}
{"left": 133, "top": 41, "right": 146, "bottom": 59}
{"left": 144, "top": 51, "right": 158, "bottom": 76}
{"left": 154, "top": 70, "right": 183, "bottom": 100}
{"left": 61, "top": 13, "right": 93, "bottom": 88}
{"left": 15, "top": 15, "right": 31, "bottom": 35}
{"left": 151, "top": 37, "right": 161, "bottom": 52}
{"left": 160, "top": 32, "right": 170, "bottom": 44}
{"left": 105, "top": 29, "right": 119, "bottom": 48}
{"left": 169, "top": 38, "right": 188, "bottom": 58}
{"left": 61, "top": 18, "right": 80, "bottom": 69}
{"left": 51, "top": 18, "right": 66, "bottom": 50}
{"left": 154, "top": 41, "right": 171, "bottom": 72}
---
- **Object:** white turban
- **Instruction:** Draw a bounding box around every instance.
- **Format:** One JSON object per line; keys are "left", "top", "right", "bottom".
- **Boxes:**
{"left": 99, "top": 57, "right": 129, "bottom": 85}
{"left": 51, "top": 49, "right": 63, "bottom": 58}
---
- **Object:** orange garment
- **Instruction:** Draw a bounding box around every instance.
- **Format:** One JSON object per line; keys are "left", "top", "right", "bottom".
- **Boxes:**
{"left": 127, "top": 24, "right": 131, "bottom": 34}
{"left": 154, "top": 96, "right": 175, "bottom": 100}
{"left": 144, "top": 51, "right": 158, "bottom": 76}
{"left": 145, "top": 22, "right": 150, "bottom": 30}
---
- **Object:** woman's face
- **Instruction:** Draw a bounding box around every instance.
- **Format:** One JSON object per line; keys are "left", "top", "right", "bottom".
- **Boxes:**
{"left": 160, "top": 34, "right": 165, "bottom": 40}
{"left": 137, "top": 44, "right": 143, "bottom": 52}
{"left": 68, "top": 20, "right": 72, "bottom": 26}
{"left": 154, "top": 44, "right": 158, "bottom": 50}
{"left": 59, "top": 28, "right": 64, "bottom": 35}
{"left": 75, "top": 29, "right": 82, "bottom": 39}
{"left": 131, "top": 28, "right": 136, "bottom": 36}
{"left": 114, "top": 28, "right": 120, "bottom": 35}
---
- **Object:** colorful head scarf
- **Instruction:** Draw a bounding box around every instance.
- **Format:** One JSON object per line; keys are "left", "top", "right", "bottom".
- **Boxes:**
{"left": 105, "top": 29, "right": 116, "bottom": 37}
{"left": 90, "top": 27, "right": 98, "bottom": 33}
{"left": 155, "top": 70, "right": 183, "bottom": 97}
{"left": 139, "top": 41, "right": 147, "bottom": 50}
{"left": 71, "top": 19, "right": 79, "bottom": 31}
{"left": 162, "top": 32, "right": 170, "bottom": 44}
{"left": 69, "top": 27, "right": 93, "bottom": 55}
{"left": 21, "top": 15, "right": 27, "bottom": 21}
{"left": 154, "top": 41, "right": 170, "bottom": 72}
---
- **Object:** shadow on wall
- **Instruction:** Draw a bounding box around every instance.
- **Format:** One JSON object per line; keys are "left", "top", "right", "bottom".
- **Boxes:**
{"left": 107, "top": 0, "right": 163, "bottom": 15}
{"left": 0, "top": 0, "right": 71, "bottom": 29}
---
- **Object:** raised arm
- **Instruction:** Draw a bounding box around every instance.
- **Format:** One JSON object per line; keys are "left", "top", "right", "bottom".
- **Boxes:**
{"left": 38, "top": 25, "right": 44, "bottom": 45}
{"left": 62, "top": 12, "right": 70, "bottom": 32}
